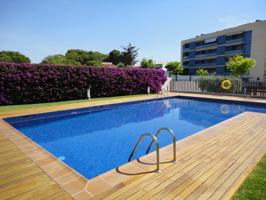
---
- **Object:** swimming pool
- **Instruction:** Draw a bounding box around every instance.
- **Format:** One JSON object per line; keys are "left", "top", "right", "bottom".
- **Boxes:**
{"left": 5, "top": 97, "right": 266, "bottom": 179}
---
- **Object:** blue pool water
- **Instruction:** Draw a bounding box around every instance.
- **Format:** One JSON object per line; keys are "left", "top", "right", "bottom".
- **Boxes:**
{"left": 5, "top": 97, "right": 266, "bottom": 179}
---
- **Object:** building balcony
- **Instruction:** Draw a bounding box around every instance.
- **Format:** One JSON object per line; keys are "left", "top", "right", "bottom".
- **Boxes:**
{"left": 183, "top": 55, "right": 190, "bottom": 59}
{"left": 195, "top": 42, "right": 218, "bottom": 49}
{"left": 195, "top": 62, "right": 216, "bottom": 67}
{"left": 184, "top": 65, "right": 218, "bottom": 70}
{"left": 183, "top": 48, "right": 192, "bottom": 52}
{"left": 182, "top": 57, "right": 191, "bottom": 62}
{"left": 195, "top": 52, "right": 217, "bottom": 58}
{"left": 225, "top": 49, "right": 244, "bottom": 55}
{"left": 225, "top": 38, "right": 244, "bottom": 44}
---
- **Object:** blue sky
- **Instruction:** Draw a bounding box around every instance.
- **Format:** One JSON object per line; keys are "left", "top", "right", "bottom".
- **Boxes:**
{"left": 0, "top": 0, "right": 265, "bottom": 63}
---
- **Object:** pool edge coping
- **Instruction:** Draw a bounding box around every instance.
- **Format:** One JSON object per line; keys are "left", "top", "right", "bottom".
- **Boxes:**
{"left": 0, "top": 112, "right": 251, "bottom": 199}
{"left": 1, "top": 94, "right": 266, "bottom": 199}
{"left": 1, "top": 92, "right": 266, "bottom": 119}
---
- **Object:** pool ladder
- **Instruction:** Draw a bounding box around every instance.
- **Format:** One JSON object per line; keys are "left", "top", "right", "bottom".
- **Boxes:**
{"left": 128, "top": 128, "right": 176, "bottom": 173}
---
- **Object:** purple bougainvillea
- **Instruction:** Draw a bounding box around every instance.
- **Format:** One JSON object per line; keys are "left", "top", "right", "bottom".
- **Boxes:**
{"left": 0, "top": 62, "right": 167, "bottom": 105}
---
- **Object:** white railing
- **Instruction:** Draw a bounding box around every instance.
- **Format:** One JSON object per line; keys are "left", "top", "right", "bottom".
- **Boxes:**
{"left": 170, "top": 79, "right": 266, "bottom": 97}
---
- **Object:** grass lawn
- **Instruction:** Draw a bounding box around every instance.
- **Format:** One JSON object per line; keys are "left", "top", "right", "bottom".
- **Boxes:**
{"left": 0, "top": 94, "right": 150, "bottom": 113}
{"left": 233, "top": 154, "right": 266, "bottom": 200}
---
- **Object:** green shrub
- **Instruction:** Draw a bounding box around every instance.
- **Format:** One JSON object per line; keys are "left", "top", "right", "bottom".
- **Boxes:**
{"left": 140, "top": 58, "right": 155, "bottom": 68}
{"left": 165, "top": 61, "right": 183, "bottom": 75}
{"left": 226, "top": 55, "right": 256, "bottom": 77}
{"left": 0, "top": 51, "right": 30, "bottom": 63}
{"left": 196, "top": 68, "right": 209, "bottom": 76}
{"left": 41, "top": 54, "right": 81, "bottom": 65}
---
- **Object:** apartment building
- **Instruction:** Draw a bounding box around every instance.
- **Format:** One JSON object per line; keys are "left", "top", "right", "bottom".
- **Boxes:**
{"left": 181, "top": 20, "right": 266, "bottom": 80}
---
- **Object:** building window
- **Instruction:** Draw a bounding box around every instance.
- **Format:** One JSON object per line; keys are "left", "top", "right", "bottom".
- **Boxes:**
{"left": 226, "top": 32, "right": 244, "bottom": 41}
{"left": 183, "top": 43, "right": 190, "bottom": 49}
{"left": 196, "top": 48, "right": 216, "bottom": 55}
{"left": 183, "top": 52, "right": 189, "bottom": 58}
{"left": 195, "top": 60, "right": 205, "bottom": 64}
{"left": 206, "top": 59, "right": 215, "bottom": 64}
{"left": 196, "top": 59, "right": 215, "bottom": 64}
{"left": 196, "top": 51, "right": 202, "bottom": 55}
{"left": 226, "top": 44, "right": 244, "bottom": 51}
{"left": 183, "top": 61, "right": 189, "bottom": 66}
{"left": 196, "top": 41, "right": 204, "bottom": 46}
{"left": 206, "top": 49, "right": 216, "bottom": 54}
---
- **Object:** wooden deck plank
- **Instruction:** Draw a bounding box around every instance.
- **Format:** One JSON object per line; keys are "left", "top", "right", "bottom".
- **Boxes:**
{"left": 209, "top": 136, "right": 266, "bottom": 200}
{"left": 185, "top": 131, "right": 265, "bottom": 200}
{"left": 172, "top": 127, "right": 265, "bottom": 200}
{"left": 142, "top": 123, "right": 263, "bottom": 200}
{"left": 195, "top": 133, "right": 265, "bottom": 200}
{"left": 105, "top": 118, "right": 243, "bottom": 194}
{"left": 0, "top": 133, "right": 72, "bottom": 200}
{"left": 101, "top": 114, "right": 258, "bottom": 200}
{"left": 101, "top": 112, "right": 266, "bottom": 200}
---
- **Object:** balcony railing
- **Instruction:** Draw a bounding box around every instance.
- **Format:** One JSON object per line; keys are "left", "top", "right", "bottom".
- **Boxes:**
{"left": 183, "top": 47, "right": 191, "bottom": 52}
{"left": 225, "top": 49, "right": 243, "bottom": 55}
{"left": 195, "top": 42, "right": 218, "bottom": 49}
{"left": 196, "top": 52, "right": 217, "bottom": 58}
{"left": 225, "top": 38, "right": 244, "bottom": 44}
{"left": 195, "top": 62, "right": 216, "bottom": 67}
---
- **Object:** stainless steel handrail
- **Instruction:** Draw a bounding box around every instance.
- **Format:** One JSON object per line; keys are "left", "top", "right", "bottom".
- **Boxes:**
{"left": 128, "top": 132, "right": 160, "bottom": 172}
{"left": 146, "top": 128, "right": 176, "bottom": 162}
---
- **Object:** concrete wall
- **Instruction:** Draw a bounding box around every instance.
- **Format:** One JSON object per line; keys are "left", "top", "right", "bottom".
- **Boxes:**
{"left": 249, "top": 21, "right": 266, "bottom": 80}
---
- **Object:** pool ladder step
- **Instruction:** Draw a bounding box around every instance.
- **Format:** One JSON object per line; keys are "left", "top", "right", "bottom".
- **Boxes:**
{"left": 128, "top": 128, "right": 176, "bottom": 173}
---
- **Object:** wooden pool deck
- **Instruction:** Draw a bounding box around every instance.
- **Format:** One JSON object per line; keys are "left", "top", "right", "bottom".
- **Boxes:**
{"left": 0, "top": 130, "right": 72, "bottom": 200}
{"left": 96, "top": 112, "right": 266, "bottom": 200}
{"left": 0, "top": 93, "right": 266, "bottom": 200}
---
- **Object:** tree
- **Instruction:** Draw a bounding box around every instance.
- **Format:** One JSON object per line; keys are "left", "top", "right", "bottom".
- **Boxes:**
{"left": 86, "top": 60, "right": 102, "bottom": 66}
{"left": 121, "top": 43, "right": 139, "bottom": 66}
{"left": 226, "top": 55, "right": 256, "bottom": 77}
{"left": 105, "top": 49, "right": 122, "bottom": 65}
{"left": 0, "top": 51, "right": 30, "bottom": 63}
{"left": 140, "top": 58, "right": 155, "bottom": 68}
{"left": 41, "top": 54, "right": 81, "bottom": 65}
{"left": 65, "top": 49, "right": 107, "bottom": 65}
{"left": 196, "top": 68, "right": 209, "bottom": 76}
{"left": 165, "top": 61, "right": 183, "bottom": 75}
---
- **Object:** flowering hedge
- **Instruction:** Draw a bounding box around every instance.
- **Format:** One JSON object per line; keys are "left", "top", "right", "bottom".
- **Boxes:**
{"left": 0, "top": 62, "right": 167, "bottom": 105}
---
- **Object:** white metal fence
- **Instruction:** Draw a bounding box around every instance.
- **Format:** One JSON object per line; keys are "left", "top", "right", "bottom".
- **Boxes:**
{"left": 170, "top": 79, "right": 266, "bottom": 97}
